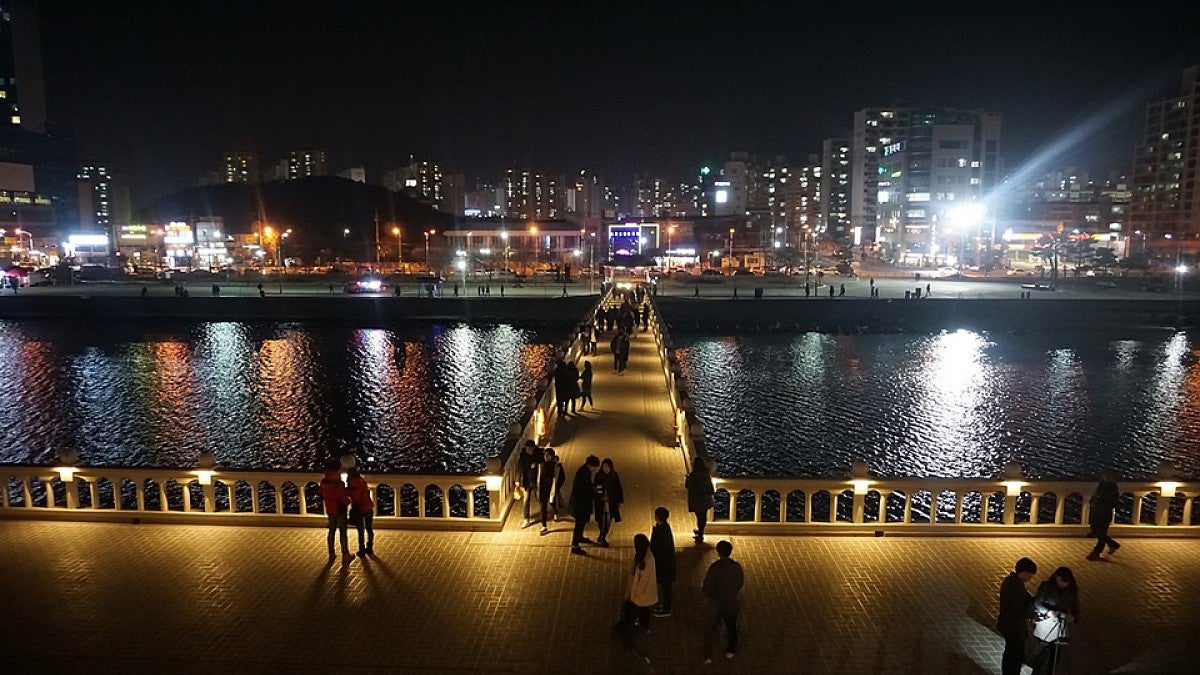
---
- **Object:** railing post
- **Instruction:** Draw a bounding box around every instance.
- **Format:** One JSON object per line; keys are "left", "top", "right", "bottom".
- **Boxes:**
{"left": 876, "top": 490, "right": 892, "bottom": 523}
{"left": 251, "top": 483, "right": 260, "bottom": 514}
{"left": 1133, "top": 492, "right": 1148, "bottom": 525}
{"left": 1155, "top": 491, "right": 1171, "bottom": 526}
{"left": 849, "top": 460, "right": 870, "bottom": 524}
{"left": 55, "top": 451, "right": 80, "bottom": 509}
{"left": 1029, "top": 494, "right": 1040, "bottom": 525}
{"left": 64, "top": 477, "right": 79, "bottom": 509}
{"left": 1002, "top": 461, "right": 1024, "bottom": 526}
{"left": 753, "top": 491, "right": 762, "bottom": 523}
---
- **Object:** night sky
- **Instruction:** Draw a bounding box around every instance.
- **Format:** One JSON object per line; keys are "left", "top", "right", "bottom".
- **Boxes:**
{"left": 37, "top": 1, "right": 1200, "bottom": 205}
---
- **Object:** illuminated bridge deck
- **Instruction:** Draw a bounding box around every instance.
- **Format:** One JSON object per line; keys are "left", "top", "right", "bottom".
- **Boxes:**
{"left": 2, "top": 320, "right": 1198, "bottom": 673}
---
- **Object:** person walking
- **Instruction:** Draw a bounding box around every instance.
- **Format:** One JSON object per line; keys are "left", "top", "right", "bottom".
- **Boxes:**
{"left": 610, "top": 331, "right": 623, "bottom": 373}
{"left": 536, "top": 447, "right": 565, "bottom": 534}
{"left": 563, "top": 359, "right": 581, "bottom": 413}
{"left": 640, "top": 302, "right": 650, "bottom": 331}
{"left": 319, "top": 460, "right": 354, "bottom": 566}
{"left": 516, "top": 440, "right": 541, "bottom": 528}
{"left": 686, "top": 459, "right": 716, "bottom": 543}
{"left": 618, "top": 533, "right": 658, "bottom": 665}
{"left": 617, "top": 331, "right": 631, "bottom": 374}
{"left": 1087, "top": 473, "right": 1121, "bottom": 561}
{"left": 569, "top": 455, "right": 601, "bottom": 555}
{"left": 701, "top": 540, "right": 745, "bottom": 664}
{"left": 997, "top": 557, "right": 1038, "bottom": 675}
{"left": 579, "top": 361, "right": 595, "bottom": 409}
{"left": 650, "top": 506, "right": 677, "bottom": 617}
{"left": 594, "top": 458, "right": 625, "bottom": 547}
{"left": 346, "top": 467, "right": 375, "bottom": 557}
{"left": 1030, "top": 567, "right": 1079, "bottom": 675}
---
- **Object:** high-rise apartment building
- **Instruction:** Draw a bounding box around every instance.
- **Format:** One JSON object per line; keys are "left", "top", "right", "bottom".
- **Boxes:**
{"left": 568, "top": 170, "right": 606, "bottom": 220}
{"left": 0, "top": 1, "right": 44, "bottom": 134}
{"left": 76, "top": 165, "right": 111, "bottom": 230}
{"left": 222, "top": 151, "right": 259, "bottom": 183}
{"left": 820, "top": 139, "right": 852, "bottom": 243}
{"left": 383, "top": 158, "right": 447, "bottom": 210}
{"left": 785, "top": 154, "right": 822, "bottom": 233}
{"left": 851, "top": 108, "right": 910, "bottom": 243}
{"left": 874, "top": 107, "right": 1001, "bottom": 261}
{"left": 1130, "top": 65, "right": 1200, "bottom": 237}
{"left": 287, "top": 149, "right": 328, "bottom": 179}
{"left": 502, "top": 167, "right": 562, "bottom": 220}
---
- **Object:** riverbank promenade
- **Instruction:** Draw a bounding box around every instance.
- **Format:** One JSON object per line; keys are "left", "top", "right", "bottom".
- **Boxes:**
{"left": 2, "top": 316, "right": 1199, "bottom": 673}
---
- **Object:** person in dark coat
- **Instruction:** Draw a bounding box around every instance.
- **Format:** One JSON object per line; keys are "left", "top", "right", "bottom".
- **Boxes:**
{"left": 516, "top": 440, "right": 541, "bottom": 528}
{"left": 569, "top": 455, "right": 601, "bottom": 555}
{"left": 536, "top": 447, "right": 565, "bottom": 534}
{"left": 686, "top": 460, "right": 716, "bottom": 543}
{"left": 701, "top": 540, "right": 745, "bottom": 663}
{"left": 593, "top": 458, "right": 624, "bottom": 547}
{"left": 616, "top": 331, "right": 631, "bottom": 373}
{"left": 640, "top": 303, "right": 650, "bottom": 330}
{"left": 650, "top": 506, "right": 677, "bottom": 617}
{"left": 553, "top": 359, "right": 573, "bottom": 416}
{"left": 1030, "top": 567, "right": 1079, "bottom": 675}
{"left": 1087, "top": 473, "right": 1121, "bottom": 560}
{"left": 997, "top": 557, "right": 1038, "bottom": 675}
{"left": 579, "top": 361, "right": 594, "bottom": 409}
{"left": 563, "top": 360, "right": 581, "bottom": 413}
{"left": 610, "top": 332, "right": 623, "bottom": 373}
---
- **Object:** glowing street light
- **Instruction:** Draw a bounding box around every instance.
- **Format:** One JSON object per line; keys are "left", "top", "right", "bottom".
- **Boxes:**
{"left": 728, "top": 227, "right": 735, "bottom": 261}
{"left": 392, "top": 226, "right": 403, "bottom": 268}
{"left": 424, "top": 229, "right": 436, "bottom": 270}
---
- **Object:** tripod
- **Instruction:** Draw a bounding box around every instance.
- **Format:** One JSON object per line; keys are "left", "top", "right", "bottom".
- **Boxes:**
{"left": 1030, "top": 615, "right": 1068, "bottom": 675}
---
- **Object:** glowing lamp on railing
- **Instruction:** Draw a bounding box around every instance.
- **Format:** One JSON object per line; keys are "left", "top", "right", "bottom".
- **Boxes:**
{"left": 1001, "top": 460, "right": 1025, "bottom": 496}
{"left": 1157, "top": 461, "right": 1181, "bottom": 496}
{"left": 55, "top": 448, "right": 79, "bottom": 481}
{"left": 849, "top": 459, "right": 872, "bottom": 495}
{"left": 483, "top": 474, "right": 504, "bottom": 492}
{"left": 193, "top": 451, "right": 217, "bottom": 485}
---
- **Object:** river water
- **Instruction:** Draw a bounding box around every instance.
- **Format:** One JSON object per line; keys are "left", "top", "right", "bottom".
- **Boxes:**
{"left": 676, "top": 328, "right": 1200, "bottom": 479}
{"left": 0, "top": 320, "right": 555, "bottom": 473}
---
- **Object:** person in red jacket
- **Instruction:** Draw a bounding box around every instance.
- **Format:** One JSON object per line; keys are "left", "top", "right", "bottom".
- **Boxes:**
{"left": 346, "top": 467, "right": 375, "bottom": 557}
{"left": 319, "top": 460, "right": 354, "bottom": 566}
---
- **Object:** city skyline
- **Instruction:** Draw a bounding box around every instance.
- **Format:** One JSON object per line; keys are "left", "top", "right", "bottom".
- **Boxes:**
{"left": 37, "top": 2, "right": 1200, "bottom": 204}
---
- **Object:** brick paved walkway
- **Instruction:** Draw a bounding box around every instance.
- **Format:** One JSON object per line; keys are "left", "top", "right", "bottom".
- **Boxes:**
{"left": 2, "top": 311, "right": 1199, "bottom": 673}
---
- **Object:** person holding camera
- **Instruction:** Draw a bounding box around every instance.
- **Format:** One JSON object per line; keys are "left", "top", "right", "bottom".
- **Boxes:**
{"left": 1030, "top": 567, "right": 1079, "bottom": 674}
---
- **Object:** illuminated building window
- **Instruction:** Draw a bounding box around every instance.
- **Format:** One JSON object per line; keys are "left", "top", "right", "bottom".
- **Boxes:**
{"left": 9, "top": 115, "right": 18, "bottom": 124}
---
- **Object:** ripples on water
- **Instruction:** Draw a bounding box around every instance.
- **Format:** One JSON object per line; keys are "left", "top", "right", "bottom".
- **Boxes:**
{"left": 0, "top": 321, "right": 554, "bottom": 473}
{"left": 677, "top": 329, "right": 1200, "bottom": 479}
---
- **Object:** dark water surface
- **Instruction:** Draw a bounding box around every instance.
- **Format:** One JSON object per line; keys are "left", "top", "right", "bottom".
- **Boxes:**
{"left": 676, "top": 329, "right": 1200, "bottom": 479}
{"left": 0, "top": 320, "right": 555, "bottom": 473}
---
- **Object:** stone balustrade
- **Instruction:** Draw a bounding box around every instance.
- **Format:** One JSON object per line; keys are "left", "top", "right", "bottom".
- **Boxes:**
{"left": 705, "top": 473, "right": 1200, "bottom": 534}
{"left": 0, "top": 463, "right": 501, "bottom": 529}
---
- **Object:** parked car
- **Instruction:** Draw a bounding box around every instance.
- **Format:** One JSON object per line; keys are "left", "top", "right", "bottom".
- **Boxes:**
{"left": 344, "top": 278, "right": 386, "bottom": 293}
{"left": 732, "top": 268, "right": 754, "bottom": 276}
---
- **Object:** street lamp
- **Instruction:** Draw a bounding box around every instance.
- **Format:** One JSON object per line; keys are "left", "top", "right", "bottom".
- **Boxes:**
{"left": 424, "top": 229, "right": 436, "bottom": 271}
{"left": 279, "top": 229, "right": 292, "bottom": 267}
{"left": 728, "top": 227, "right": 735, "bottom": 264}
{"left": 529, "top": 225, "right": 538, "bottom": 269}
{"left": 948, "top": 203, "right": 986, "bottom": 272}
{"left": 667, "top": 225, "right": 676, "bottom": 266}
{"left": 392, "top": 226, "right": 403, "bottom": 270}
{"left": 500, "top": 230, "right": 510, "bottom": 272}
